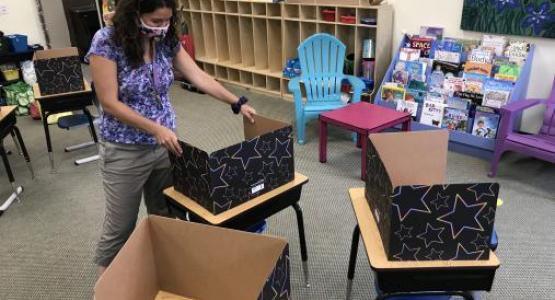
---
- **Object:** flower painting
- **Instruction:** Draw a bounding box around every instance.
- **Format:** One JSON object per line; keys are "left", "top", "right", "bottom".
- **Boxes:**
{"left": 461, "top": 0, "right": 555, "bottom": 38}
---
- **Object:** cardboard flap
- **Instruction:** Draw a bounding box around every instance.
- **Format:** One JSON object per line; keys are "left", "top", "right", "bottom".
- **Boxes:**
{"left": 369, "top": 130, "right": 448, "bottom": 187}
{"left": 33, "top": 47, "right": 79, "bottom": 60}
{"left": 148, "top": 216, "right": 288, "bottom": 300}
{"left": 243, "top": 115, "right": 289, "bottom": 140}
{"left": 95, "top": 219, "right": 159, "bottom": 300}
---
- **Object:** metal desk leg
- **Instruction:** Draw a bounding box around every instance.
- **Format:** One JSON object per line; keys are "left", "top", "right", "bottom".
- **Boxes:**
{"left": 10, "top": 131, "right": 22, "bottom": 155}
{"left": 42, "top": 112, "right": 55, "bottom": 172}
{"left": 12, "top": 126, "right": 34, "bottom": 179}
{"left": 0, "top": 142, "right": 22, "bottom": 206}
{"left": 84, "top": 108, "right": 98, "bottom": 143}
{"left": 346, "top": 225, "right": 360, "bottom": 300}
{"left": 292, "top": 202, "right": 310, "bottom": 288}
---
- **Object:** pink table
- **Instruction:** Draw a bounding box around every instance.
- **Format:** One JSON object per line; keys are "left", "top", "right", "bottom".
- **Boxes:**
{"left": 319, "top": 102, "right": 411, "bottom": 180}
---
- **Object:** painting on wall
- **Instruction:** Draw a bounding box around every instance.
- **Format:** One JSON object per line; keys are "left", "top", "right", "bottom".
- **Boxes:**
{"left": 460, "top": 0, "right": 555, "bottom": 38}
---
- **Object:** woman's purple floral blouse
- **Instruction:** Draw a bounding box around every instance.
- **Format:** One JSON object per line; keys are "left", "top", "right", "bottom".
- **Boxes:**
{"left": 86, "top": 27, "right": 177, "bottom": 145}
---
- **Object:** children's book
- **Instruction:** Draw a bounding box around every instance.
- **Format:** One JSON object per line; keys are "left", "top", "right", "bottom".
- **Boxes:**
{"left": 394, "top": 61, "right": 427, "bottom": 84}
{"left": 399, "top": 48, "right": 421, "bottom": 61}
{"left": 482, "top": 35, "right": 507, "bottom": 56}
{"left": 396, "top": 99, "right": 419, "bottom": 117}
{"left": 442, "top": 107, "right": 470, "bottom": 133}
{"left": 444, "top": 77, "right": 464, "bottom": 93}
{"left": 405, "top": 80, "right": 427, "bottom": 103}
{"left": 468, "top": 48, "right": 495, "bottom": 64}
{"left": 420, "top": 101, "right": 446, "bottom": 127}
{"left": 419, "top": 26, "right": 444, "bottom": 40}
{"left": 494, "top": 62, "right": 520, "bottom": 82}
{"left": 409, "top": 36, "right": 433, "bottom": 58}
{"left": 504, "top": 41, "right": 529, "bottom": 63}
{"left": 463, "top": 61, "right": 493, "bottom": 77}
{"left": 472, "top": 107, "right": 500, "bottom": 139}
{"left": 434, "top": 50, "right": 462, "bottom": 64}
{"left": 447, "top": 96, "right": 470, "bottom": 110}
{"left": 482, "top": 79, "right": 513, "bottom": 108}
{"left": 381, "top": 83, "right": 406, "bottom": 104}
{"left": 392, "top": 63, "right": 409, "bottom": 85}
{"left": 454, "top": 91, "right": 484, "bottom": 107}
{"left": 462, "top": 73, "right": 488, "bottom": 94}
{"left": 432, "top": 60, "right": 463, "bottom": 78}
{"left": 433, "top": 39, "right": 464, "bottom": 63}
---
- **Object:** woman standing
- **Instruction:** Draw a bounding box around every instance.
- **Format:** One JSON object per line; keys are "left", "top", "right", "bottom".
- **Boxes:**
{"left": 87, "top": 0, "right": 256, "bottom": 275}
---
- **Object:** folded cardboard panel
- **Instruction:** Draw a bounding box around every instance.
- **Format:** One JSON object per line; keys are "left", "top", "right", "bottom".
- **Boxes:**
{"left": 33, "top": 47, "right": 85, "bottom": 96}
{"left": 95, "top": 216, "right": 291, "bottom": 300}
{"left": 365, "top": 130, "right": 499, "bottom": 261}
{"left": 170, "top": 115, "right": 294, "bottom": 214}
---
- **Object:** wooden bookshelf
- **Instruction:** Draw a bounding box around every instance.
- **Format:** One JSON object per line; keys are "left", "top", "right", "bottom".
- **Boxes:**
{"left": 179, "top": 0, "right": 393, "bottom": 100}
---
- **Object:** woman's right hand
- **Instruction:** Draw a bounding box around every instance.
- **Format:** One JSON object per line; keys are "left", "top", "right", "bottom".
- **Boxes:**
{"left": 153, "top": 125, "right": 183, "bottom": 156}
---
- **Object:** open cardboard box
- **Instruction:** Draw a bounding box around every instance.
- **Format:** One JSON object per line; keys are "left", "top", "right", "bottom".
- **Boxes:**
{"left": 365, "top": 130, "right": 499, "bottom": 261}
{"left": 170, "top": 115, "right": 294, "bottom": 214}
{"left": 33, "top": 47, "right": 85, "bottom": 96}
{"left": 95, "top": 216, "right": 290, "bottom": 300}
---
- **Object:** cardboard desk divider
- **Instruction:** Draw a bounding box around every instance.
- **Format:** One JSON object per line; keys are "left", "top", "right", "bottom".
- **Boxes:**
{"left": 95, "top": 216, "right": 290, "bottom": 300}
{"left": 33, "top": 47, "right": 85, "bottom": 96}
{"left": 170, "top": 115, "right": 294, "bottom": 214}
{"left": 365, "top": 130, "right": 499, "bottom": 261}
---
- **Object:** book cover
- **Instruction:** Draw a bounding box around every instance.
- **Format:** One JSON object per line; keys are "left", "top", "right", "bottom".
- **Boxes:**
{"left": 462, "top": 73, "right": 487, "bottom": 94}
{"left": 419, "top": 26, "right": 444, "bottom": 40}
{"left": 442, "top": 107, "right": 470, "bottom": 132}
{"left": 454, "top": 91, "right": 484, "bottom": 107}
{"left": 432, "top": 60, "right": 463, "bottom": 78}
{"left": 472, "top": 109, "right": 500, "bottom": 139}
{"left": 409, "top": 36, "right": 433, "bottom": 58}
{"left": 494, "top": 62, "right": 521, "bottom": 82}
{"left": 426, "top": 91, "right": 447, "bottom": 104}
{"left": 396, "top": 100, "right": 419, "bottom": 117}
{"left": 405, "top": 81, "right": 427, "bottom": 103}
{"left": 463, "top": 61, "right": 493, "bottom": 77}
{"left": 482, "top": 79, "right": 513, "bottom": 108}
{"left": 444, "top": 77, "right": 464, "bottom": 93}
{"left": 399, "top": 48, "right": 421, "bottom": 61}
{"left": 505, "top": 41, "right": 529, "bottom": 63}
{"left": 392, "top": 64, "right": 409, "bottom": 85}
{"left": 447, "top": 96, "right": 470, "bottom": 110}
{"left": 481, "top": 35, "right": 507, "bottom": 56}
{"left": 420, "top": 101, "right": 446, "bottom": 127}
{"left": 468, "top": 48, "right": 494, "bottom": 64}
{"left": 382, "top": 83, "right": 406, "bottom": 104}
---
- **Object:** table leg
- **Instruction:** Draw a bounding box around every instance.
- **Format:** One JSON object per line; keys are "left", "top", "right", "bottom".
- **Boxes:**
{"left": 84, "top": 108, "right": 98, "bottom": 143}
{"left": 402, "top": 118, "right": 411, "bottom": 131}
{"left": 319, "top": 119, "right": 328, "bottom": 163}
{"left": 376, "top": 291, "right": 474, "bottom": 300}
{"left": 292, "top": 202, "right": 310, "bottom": 288}
{"left": 361, "top": 132, "right": 368, "bottom": 180}
{"left": 0, "top": 141, "right": 21, "bottom": 203}
{"left": 346, "top": 225, "right": 360, "bottom": 300}
{"left": 42, "top": 112, "right": 55, "bottom": 172}
{"left": 356, "top": 132, "right": 362, "bottom": 148}
{"left": 9, "top": 131, "right": 22, "bottom": 155}
{"left": 12, "top": 126, "right": 34, "bottom": 179}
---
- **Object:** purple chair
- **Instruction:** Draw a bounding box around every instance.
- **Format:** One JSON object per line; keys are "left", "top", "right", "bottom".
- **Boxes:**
{"left": 489, "top": 78, "right": 555, "bottom": 177}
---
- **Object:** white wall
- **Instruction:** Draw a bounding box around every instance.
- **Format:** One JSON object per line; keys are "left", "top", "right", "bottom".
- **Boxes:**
{"left": 387, "top": 0, "right": 555, "bottom": 131}
{"left": 0, "top": 0, "right": 46, "bottom": 46}
{"left": 41, "top": 0, "right": 71, "bottom": 48}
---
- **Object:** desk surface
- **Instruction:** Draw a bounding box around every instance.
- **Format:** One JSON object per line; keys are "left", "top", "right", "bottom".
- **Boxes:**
{"left": 320, "top": 102, "right": 410, "bottom": 130}
{"left": 348, "top": 188, "right": 500, "bottom": 271}
{"left": 164, "top": 172, "right": 309, "bottom": 225}
{"left": 33, "top": 80, "right": 91, "bottom": 100}
{"left": 0, "top": 105, "right": 16, "bottom": 122}
{"left": 155, "top": 291, "right": 194, "bottom": 300}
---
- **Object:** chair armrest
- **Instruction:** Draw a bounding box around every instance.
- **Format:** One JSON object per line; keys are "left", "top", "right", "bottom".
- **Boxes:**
{"left": 344, "top": 75, "right": 365, "bottom": 103}
{"left": 288, "top": 77, "right": 303, "bottom": 111}
{"left": 501, "top": 98, "right": 544, "bottom": 114}
{"left": 497, "top": 99, "right": 545, "bottom": 139}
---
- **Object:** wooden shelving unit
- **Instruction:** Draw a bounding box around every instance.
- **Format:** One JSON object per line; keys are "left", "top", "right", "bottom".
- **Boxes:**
{"left": 179, "top": 0, "right": 393, "bottom": 100}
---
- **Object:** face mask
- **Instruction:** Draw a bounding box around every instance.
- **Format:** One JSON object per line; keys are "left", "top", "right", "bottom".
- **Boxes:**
{"left": 139, "top": 18, "right": 169, "bottom": 38}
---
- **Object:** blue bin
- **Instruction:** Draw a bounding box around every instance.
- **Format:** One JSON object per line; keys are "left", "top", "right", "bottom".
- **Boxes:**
{"left": 7, "top": 34, "right": 28, "bottom": 52}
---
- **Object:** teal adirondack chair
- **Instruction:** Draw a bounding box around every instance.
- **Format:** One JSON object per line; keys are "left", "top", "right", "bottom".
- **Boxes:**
{"left": 288, "top": 33, "right": 365, "bottom": 144}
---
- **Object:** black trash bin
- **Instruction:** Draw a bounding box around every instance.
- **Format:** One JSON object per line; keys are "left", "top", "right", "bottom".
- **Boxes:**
{"left": 69, "top": 5, "right": 100, "bottom": 60}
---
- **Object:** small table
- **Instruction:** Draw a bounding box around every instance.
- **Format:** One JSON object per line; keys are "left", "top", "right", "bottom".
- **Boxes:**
{"left": 0, "top": 105, "right": 33, "bottom": 216}
{"left": 32, "top": 81, "right": 97, "bottom": 171}
{"left": 319, "top": 102, "right": 411, "bottom": 180}
{"left": 164, "top": 172, "right": 311, "bottom": 287}
{"left": 346, "top": 188, "right": 500, "bottom": 300}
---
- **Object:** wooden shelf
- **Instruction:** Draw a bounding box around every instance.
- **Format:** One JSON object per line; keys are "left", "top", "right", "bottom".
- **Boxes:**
{"left": 178, "top": 0, "right": 392, "bottom": 100}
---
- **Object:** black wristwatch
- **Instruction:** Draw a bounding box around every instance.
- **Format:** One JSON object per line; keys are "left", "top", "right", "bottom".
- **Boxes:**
{"left": 231, "top": 96, "right": 248, "bottom": 114}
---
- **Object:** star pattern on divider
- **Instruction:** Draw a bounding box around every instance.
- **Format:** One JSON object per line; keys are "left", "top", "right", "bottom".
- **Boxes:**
{"left": 242, "top": 171, "right": 254, "bottom": 185}
{"left": 392, "top": 185, "right": 432, "bottom": 221}
{"left": 213, "top": 150, "right": 230, "bottom": 165}
{"left": 467, "top": 183, "right": 497, "bottom": 202}
{"left": 259, "top": 140, "right": 274, "bottom": 155}
{"left": 232, "top": 138, "right": 262, "bottom": 169}
{"left": 269, "top": 138, "right": 292, "bottom": 166}
{"left": 213, "top": 199, "right": 233, "bottom": 213}
{"left": 225, "top": 166, "right": 239, "bottom": 180}
{"left": 437, "top": 195, "right": 487, "bottom": 239}
{"left": 481, "top": 207, "right": 496, "bottom": 225}
{"left": 209, "top": 165, "right": 229, "bottom": 197}
{"left": 451, "top": 243, "right": 484, "bottom": 260}
{"left": 393, "top": 244, "right": 420, "bottom": 260}
{"left": 430, "top": 192, "right": 450, "bottom": 210}
{"left": 394, "top": 224, "right": 413, "bottom": 241}
{"left": 416, "top": 223, "right": 445, "bottom": 248}
{"left": 55, "top": 60, "right": 75, "bottom": 83}
{"left": 471, "top": 233, "right": 490, "bottom": 250}
{"left": 424, "top": 248, "right": 444, "bottom": 260}
{"left": 258, "top": 162, "right": 275, "bottom": 180}
{"left": 278, "top": 162, "right": 291, "bottom": 178}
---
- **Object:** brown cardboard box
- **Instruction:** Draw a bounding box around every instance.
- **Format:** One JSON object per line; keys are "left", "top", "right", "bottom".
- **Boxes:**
{"left": 95, "top": 216, "right": 291, "bottom": 300}
{"left": 365, "top": 130, "right": 499, "bottom": 261}
{"left": 33, "top": 47, "right": 84, "bottom": 96}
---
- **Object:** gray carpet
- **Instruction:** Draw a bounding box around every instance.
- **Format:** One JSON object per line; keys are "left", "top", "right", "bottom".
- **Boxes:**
{"left": 0, "top": 83, "right": 553, "bottom": 300}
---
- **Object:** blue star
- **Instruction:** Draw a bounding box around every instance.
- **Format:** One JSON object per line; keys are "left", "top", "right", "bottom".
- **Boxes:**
{"left": 451, "top": 243, "right": 484, "bottom": 260}
{"left": 471, "top": 233, "right": 490, "bottom": 251}
{"left": 467, "top": 183, "right": 497, "bottom": 202}
{"left": 424, "top": 248, "right": 444, "bottom": 260}
{"left": 437, "top": 195, "right": 487, "bottom": 239}
{"left": 430, "top": 192, "right": 450, "bottom": 210}
{"left": 209, "top": 165, "right": 229, "bottom": 197}
{"left": 393, "top": 244, "right": 420, "bottom": 261}
{"left": 392, "top": 186, "right": 432, "bottom": 221}
{"left": 417, "top": 223, "right": 445, "bottom": 248}
{"left": 232, "top": 138, "right": 262, "bottom": 169}
{"left": 481, "top": 207, "right": 496, "bottom": 225}
{"left": 269, "top": 138, "right": 292, "bottom": 166}
{"left": 394, "top": 224, "right": 413, "bottom": 241}
{"left": 258, "top": 140, "right": 274, "bottom": 154}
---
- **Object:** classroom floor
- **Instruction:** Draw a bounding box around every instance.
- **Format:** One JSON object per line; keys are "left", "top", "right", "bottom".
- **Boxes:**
{"left": 0, "top": 83, "right": 553, "bottom": 299}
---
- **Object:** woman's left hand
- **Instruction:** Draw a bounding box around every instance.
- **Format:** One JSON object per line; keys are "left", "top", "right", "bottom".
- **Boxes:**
{"left": 241, "top": 104, "right": 257, "bottom": 123}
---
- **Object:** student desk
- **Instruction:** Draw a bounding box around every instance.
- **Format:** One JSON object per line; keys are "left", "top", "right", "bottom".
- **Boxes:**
{"left": 0, "top": 105, "right": 33, "bottom": 215}
{"left": 164, "top": 172, "right": 311, "bottom": 287}
{"left": 32, "top": 81, "right": 97, "bottom": 171}
{"left": 346, "top": 188, "right": 500, "bottom": 300}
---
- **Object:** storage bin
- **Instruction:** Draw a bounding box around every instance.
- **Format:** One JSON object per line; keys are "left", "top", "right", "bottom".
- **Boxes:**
{"left": 321, "top": 9, "right": 336, "bottom": 22}
{"left": 7, "top": 34, "right": 28, "bottom": 52}
{"left": 340, "top": 15, "right": 356, "bottom": 24}
{"left": 1, "top": 69, "right": 19, "bottom": 81}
